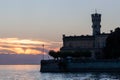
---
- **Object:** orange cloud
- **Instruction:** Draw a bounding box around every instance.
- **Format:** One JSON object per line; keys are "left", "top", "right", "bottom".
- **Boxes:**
{"left": 0, "top": 38, "right": 62, "bottom": 55}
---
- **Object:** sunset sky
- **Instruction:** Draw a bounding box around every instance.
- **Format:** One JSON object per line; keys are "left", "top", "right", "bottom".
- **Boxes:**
{"left": 0, "top": 0, "right": 120, "bottom": 55}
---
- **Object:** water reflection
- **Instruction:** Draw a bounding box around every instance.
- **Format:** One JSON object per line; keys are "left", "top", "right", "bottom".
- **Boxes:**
{"left": 0, "top": 65, "right": 39, "bottom": 71}
{"left": 40, "top": 72, "right": 120, "bottom": 80}
{"left": 0, "top": 65, "right": 120, "bottom": 80}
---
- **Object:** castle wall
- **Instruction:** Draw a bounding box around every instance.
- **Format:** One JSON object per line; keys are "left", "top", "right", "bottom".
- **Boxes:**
{"left": 64, "top": 39, "right": 94, "bottom": 49}
{"left": 95, "top": 34, "right": 109, "bottom": 48}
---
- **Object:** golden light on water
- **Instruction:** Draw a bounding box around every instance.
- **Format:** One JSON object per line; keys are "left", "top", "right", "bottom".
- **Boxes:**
{"left": 0, "top": 38, "right": 62, "bottom": 54}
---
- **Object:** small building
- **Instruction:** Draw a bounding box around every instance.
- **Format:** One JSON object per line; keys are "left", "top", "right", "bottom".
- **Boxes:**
{"left": 60, "top": 12, "right": 110, "bottom": 59}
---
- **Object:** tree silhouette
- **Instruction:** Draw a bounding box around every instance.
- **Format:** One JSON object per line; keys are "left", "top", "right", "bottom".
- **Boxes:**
{"left": 49, "top": 50, "right": 91, "bottom": 59}
{"left": 49, "top": 50, "right": 59, "bottom": 60}
{"left": 103, "top": 27, "right": 120, "bottom": 59}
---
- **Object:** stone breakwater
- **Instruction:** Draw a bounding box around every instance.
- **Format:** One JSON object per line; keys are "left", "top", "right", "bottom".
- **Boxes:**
{"left": 40, "top": 59, "right": 120, "bottom": 72}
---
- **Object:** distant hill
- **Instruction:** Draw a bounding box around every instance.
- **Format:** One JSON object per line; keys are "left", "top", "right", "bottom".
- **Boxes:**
{"left": 0, "top": 54, "right": 51, "bottom": 65}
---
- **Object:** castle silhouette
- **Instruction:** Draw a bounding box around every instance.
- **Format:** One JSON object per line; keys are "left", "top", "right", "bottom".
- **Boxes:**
{"left": 60, "top": 12, "right": 110, "bottom": 59}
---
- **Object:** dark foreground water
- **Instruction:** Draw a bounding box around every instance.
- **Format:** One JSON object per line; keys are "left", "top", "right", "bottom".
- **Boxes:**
{"left": 0, "top": 65, "right": 120, "bottom": 80}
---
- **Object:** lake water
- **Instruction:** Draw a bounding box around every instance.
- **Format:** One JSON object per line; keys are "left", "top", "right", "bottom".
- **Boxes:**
{"left": 0, "top": 65, "right": 120, "bottom": 80}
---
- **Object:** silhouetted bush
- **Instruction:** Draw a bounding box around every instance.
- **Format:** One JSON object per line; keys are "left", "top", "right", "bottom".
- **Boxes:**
{"left": 49, "top": 50, "right": 59, "bottom": 59}
{"left": 49, "top": 50, "right": 91, "bottom": 59}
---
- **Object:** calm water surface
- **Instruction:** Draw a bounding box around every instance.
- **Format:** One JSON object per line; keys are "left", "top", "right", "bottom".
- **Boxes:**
{"left": 0, "top": 65, "right": 120, "bottom": 80}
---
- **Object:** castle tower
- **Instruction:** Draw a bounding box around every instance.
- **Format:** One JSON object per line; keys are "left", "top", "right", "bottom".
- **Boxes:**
{"left": 91, "top": 12, "right": 101, "bottom": 36}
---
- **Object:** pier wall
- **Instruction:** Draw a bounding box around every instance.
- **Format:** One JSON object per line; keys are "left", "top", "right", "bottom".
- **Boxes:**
{"left": 40, "top": 59, "right": 120, "bottom": 72}
{"left": 40, "top": 60, "right": 60, "bottom": 72}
